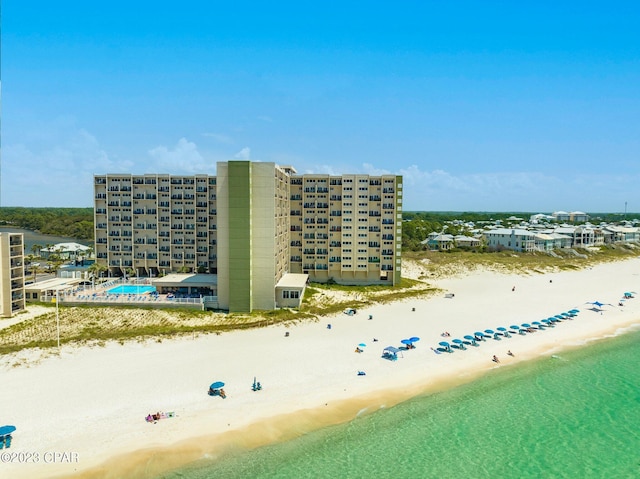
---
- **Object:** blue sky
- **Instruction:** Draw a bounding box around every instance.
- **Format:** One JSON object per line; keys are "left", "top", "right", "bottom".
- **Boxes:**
{"left": 2, "top": 1, "right": 639, "bottom": 212}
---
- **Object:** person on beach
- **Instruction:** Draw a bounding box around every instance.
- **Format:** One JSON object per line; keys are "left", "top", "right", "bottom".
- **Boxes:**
{"left": 492, "top": 355, "right": 500, "bottom": 363}
{"left": 507, "top": 350, "right": 514, "bottom": 357}
{"left": 512, "top": 286, "right": 515, "bottom": 292}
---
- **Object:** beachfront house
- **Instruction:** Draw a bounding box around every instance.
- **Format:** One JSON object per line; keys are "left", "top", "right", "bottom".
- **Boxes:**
{"left": 604, "top": 225, "right": 640, "bottom": 244}
{"left": 483, "top": 228, "right": 536, "bottom": 252}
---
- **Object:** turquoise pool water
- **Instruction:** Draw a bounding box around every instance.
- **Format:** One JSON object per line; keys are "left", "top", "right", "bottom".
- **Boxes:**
{"left": 107, "top": 285, "right": 156, "bottom": 295}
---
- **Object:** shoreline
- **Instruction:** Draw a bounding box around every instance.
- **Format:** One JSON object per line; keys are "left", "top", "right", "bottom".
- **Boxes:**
{"left": 2, "top": 258, "right": 639, "bottom": 479}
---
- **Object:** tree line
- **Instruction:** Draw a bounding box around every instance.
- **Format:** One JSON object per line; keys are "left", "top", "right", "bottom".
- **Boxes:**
{"left": 0, "top": 207, "right": 94, "bottom": 240}
{"left": 2, "top": 207, "right": 637, "bottom": 251}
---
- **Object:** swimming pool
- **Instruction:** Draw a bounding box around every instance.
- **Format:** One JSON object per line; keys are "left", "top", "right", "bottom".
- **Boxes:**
{"left": 107, "top": 285, "right": 156, "bottom": 295}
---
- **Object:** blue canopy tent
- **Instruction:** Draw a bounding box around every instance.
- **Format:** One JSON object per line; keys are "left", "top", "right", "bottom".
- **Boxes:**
{"left": 587, "top": 301, "right": 611, "bottom": 312}
{"left": 382, "top": 346, "right": 402, "bottom": 360}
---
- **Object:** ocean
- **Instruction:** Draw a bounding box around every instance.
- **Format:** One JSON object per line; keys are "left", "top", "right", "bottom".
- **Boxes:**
{"left": 160, "top": 327, "right": 640, "bottom": 479}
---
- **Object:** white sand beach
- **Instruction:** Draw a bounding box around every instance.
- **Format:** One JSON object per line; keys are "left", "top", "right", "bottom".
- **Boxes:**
{"left": 2, "top": 258, "right": 640, "bottom": 479}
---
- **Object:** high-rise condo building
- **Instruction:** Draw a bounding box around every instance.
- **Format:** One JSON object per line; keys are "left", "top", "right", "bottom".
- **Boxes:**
{"left": 0, "top": 232, "right": 26, "bottom": 317}
{"left": 94, "top": 161, "right": 402, "bottom": 312}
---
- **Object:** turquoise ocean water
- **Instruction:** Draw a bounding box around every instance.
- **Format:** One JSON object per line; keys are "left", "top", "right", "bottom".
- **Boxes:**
{"left": 161, "top": 328, "right": 640, "bottom": 479}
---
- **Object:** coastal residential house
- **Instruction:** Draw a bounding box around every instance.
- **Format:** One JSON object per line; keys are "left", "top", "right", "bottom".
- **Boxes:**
{"left": 0, "top": 232, "right": 26, "bottom": 317}
{"left": 533, "top": 233, "right": 556, "bottom": 252}
{"left": 604, "top": 225, "right": 640, "bottom": 244}
{"left": 40, "top": 242, "right": 91, "bottom": 260}
{"left": 483, "top": 228, "right": 536, "bottom": 252}
{"left": 94, "top": 161, "right": 403, "bottom": 312}
{"left": 571, "top": 226, "right": 596, "bottom": 248}
{"left": 453, "top": 235, "right": 482, "bottom": 248}
{"left": 421, "top": 233, "right": 454, "bottom": 251}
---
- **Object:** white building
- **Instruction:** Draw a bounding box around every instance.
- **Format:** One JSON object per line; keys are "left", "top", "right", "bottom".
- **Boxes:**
{"left": 483, "top": 228, "right": 536, "bottom": 252}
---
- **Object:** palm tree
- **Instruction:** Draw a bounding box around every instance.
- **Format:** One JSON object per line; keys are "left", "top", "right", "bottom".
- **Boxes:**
{"left": 31, "top": 263, "right": 43, "bottom": 283}
{"left": 88, "top": 262, "right": 107, "bottom": 281}
{"left": 31, "top": 243, "right": 43, "bottom": 257}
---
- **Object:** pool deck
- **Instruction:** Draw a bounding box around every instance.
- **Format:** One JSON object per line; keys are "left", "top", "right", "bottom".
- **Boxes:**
{"left": 56, "top": 280, "right": 204, "bottom": 306}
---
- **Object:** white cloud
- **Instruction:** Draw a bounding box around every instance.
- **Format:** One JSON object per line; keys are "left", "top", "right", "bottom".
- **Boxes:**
{"left": 147, "top": 138, "right": 210, "bottom": 174}
{"left": 234, "top": 147, "right": 251, "bottom": 160}
{"left": 1, "top": 120, "right": 131, "bottom": 207}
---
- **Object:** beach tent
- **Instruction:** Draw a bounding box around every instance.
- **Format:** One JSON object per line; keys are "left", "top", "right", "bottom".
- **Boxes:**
{"left": 382, "top": 346, "right": 402, "bottom": 360}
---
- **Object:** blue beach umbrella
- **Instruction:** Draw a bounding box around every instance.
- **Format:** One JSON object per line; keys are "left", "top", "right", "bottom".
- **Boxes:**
{"left": 401, "top": 339, "right": 413, "bottom": 345}
{"left": 439, "top": 341, "right": 451, "bottom": 348}
{"left": 463, "top": 335, "right": 478, "bottom": 345}
{"left": 497, "top": 327, "right": 510, "bottom": 337}
{"left": 409, "top": 337, "right": 420, "bottom": 343}
{"left": 0, "top": 425, "right": 16, "bottom": 437}
{"left": 484, "top": 329, "right": 495, "bottom": 335}
{"left": 452, "top": 339, "right": 466, "bottom": 350}
{"left": 510, "top": 325, "right": 520, "bottom": 330}
{"left": 210, "top": 381, "right": 225, "bottom": 389}
{"left": 521, "top": 323, "right": 531, "bottom": 328}
{"left": 532, "top": 321, "right": 543, "bottom": 328}
{"left": 474, "top": 331, "right": 486, "bottom": 339}
{"left": 359, "top": 343, "right": 367, "bottom": 348}
{"left": 569, "top": 309, "right": 580, "bottom": 314}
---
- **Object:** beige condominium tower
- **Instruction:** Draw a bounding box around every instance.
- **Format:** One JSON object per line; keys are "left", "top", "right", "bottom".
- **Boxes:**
{"left": 94, "top": 161, "right": 402, "bottom": 312}
{"left": 0, "top": 232, "right": 26, "bottom": 317}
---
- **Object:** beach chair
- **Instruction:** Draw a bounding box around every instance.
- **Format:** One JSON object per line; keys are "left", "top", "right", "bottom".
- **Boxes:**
{"left": 5, "top": 436, "right": 10, "bottom": 448}
{"left": 0, "top": 438, "right": 4, "bottom": 449}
